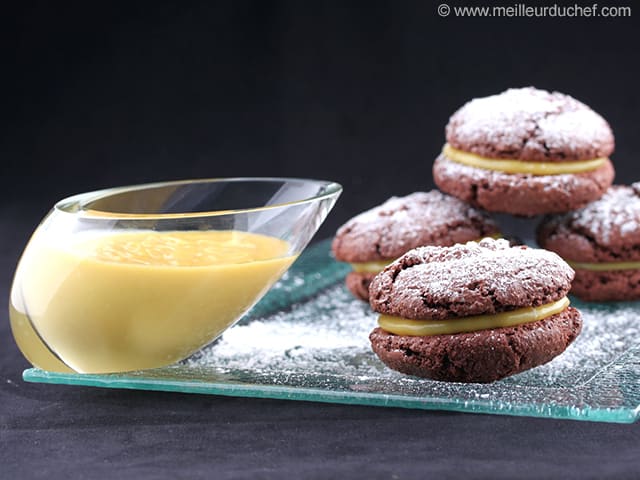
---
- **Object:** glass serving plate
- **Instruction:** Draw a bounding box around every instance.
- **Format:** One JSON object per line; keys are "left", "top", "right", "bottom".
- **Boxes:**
{"left": 23, "top": 240, "right": 640, "bottom": 423}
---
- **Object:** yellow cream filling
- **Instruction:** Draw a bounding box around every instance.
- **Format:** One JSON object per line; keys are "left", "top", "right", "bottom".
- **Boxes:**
{"left": 350, "top": 234, "right": 502, "bottom": 274}
{"left": 568, "top": 261, "right": 640, "bottom": 272}
{"left": 352, "top": 260, "right": 395, "bottom": 273}
{"left": 378, "top": 296, "right": 570, "bottom": 336}
{"left": 443, "top": 144, "right": 607, "bottom": 176}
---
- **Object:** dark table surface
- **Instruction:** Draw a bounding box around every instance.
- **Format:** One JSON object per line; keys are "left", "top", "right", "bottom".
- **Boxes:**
{"left": 2, "top": 205, "right": 639, "bottom": 480}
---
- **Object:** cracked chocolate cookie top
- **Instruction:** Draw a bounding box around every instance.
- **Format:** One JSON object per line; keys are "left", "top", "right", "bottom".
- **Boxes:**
{"left": 331, "top": 191, "right": 499, "bottom": 263}
{"left": 369, "top": 238, "right": 574, "bottom": 320}
{"left": 445, "top": 87, "right": 614, "bottom": 162}
{"left": 537, "top": 183, "right": 640, "bottom": 262}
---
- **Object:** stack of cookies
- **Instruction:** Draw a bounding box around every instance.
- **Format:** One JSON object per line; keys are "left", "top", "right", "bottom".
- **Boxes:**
{"left": 332, "top": 86, "right": 635, "bottom": 383}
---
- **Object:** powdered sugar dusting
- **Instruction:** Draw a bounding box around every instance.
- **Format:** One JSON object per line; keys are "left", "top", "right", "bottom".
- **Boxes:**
{"left": 333, "top": 191, "right": 498, "bottom": 262}
{"left": 371, "top": 238, "right": 574, "bottom": 319}
{"left": 399, "top": 238, "right": 570, "bottom": 297}
{"left": 540, "top": 109, "right": 612, "bottom": 154}
{"left": 537, "top": 301, "right": 640, "bottom": 386}
{"left": 189, "top": 286, "right": 381, "bottom": 376}
{"left": 446, "top": 87, "right": 614, "bottom": 161}
{"left": 188, "top": 283, "right": 640, "bottom": 393}
{"left": 566, "top": 185, "right": 640, "bottom": 244}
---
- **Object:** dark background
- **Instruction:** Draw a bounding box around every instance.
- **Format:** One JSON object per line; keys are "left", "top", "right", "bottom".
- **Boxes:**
{"left": 3, "top": 1, "right": 639, "bottom": 233}
{"left": 2, "top": 2, "right": 639, "bottom": 478}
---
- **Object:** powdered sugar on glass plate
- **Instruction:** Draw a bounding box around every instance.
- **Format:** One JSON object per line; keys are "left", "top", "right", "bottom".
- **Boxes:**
{"left": 190, "top": 282, "right": 640, "bottom": 390}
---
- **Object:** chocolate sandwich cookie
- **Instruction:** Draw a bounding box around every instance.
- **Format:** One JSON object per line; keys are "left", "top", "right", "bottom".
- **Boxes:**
{"left": 368, "top": 238, "right": 582, "bottom": 383}
{"left": 331, "top": 191, "right": 500, "bottom": 301}
{"left": 433, "top": 87, "right": 615, "bottom": 217}
{"left": 537, "top": 183, "right": 640, "bottom": 301}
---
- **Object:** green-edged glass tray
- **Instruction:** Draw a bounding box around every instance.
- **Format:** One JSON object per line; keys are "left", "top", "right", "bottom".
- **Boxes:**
{"left": 24, "top": 239, "right": 640, "bottom": 423}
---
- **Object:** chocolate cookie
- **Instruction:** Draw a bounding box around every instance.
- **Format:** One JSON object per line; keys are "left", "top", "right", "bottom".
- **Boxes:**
{"left": 368, "top": 238, "right": 582, "bottom": 383}
{"left": 433, "top": 87, "right": 615, "bottom": 216}
{"left": 331, "top": 191, "right": 500, "bottom": 300}
{"left": 537, "top": 183, "right": 640, "bottom": 301}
